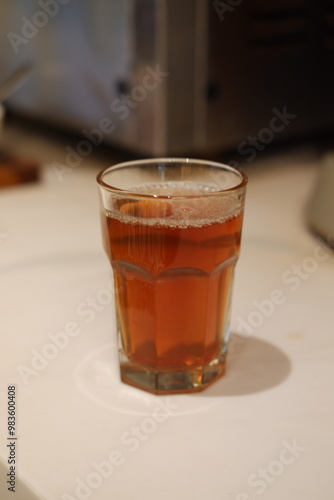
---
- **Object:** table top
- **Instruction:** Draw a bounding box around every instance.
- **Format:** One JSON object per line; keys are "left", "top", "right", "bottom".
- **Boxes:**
{"left": 1, "top": 124, "right": 333, "bottom": 500}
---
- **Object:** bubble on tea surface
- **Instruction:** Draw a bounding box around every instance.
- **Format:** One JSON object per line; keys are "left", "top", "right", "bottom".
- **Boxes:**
{"left": 119, "top": 199, "right": 172, "bottom": 218}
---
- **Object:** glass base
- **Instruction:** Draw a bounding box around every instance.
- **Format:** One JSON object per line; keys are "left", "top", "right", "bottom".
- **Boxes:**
{"left": 119, "top": 357, "right": 226, "bottom": 395}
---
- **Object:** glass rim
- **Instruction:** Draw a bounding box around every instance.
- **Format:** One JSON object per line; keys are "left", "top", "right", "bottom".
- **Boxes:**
{"left": 96, "top": 157, "right": 248, "bottom": 199}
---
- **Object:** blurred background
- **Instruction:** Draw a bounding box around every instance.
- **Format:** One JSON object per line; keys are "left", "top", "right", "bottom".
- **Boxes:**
{"left": 0, "top": 0, "right": 334, "bottom": 158}
{"left": 1, "top": 0, "right": 334, "bottom": 241}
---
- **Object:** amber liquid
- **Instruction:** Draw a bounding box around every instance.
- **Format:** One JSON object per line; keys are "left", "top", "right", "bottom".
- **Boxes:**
{"left": 101, "top": 183, "right": 243, "bottom": 380}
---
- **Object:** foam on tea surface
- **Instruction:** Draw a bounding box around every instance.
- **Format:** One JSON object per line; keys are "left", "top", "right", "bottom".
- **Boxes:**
{"left": 108, "top": 181, "right": 243, "bottom": 228}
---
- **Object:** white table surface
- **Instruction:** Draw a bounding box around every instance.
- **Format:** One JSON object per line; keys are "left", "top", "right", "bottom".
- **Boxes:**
{"left": 1, "top": 124, "right": 333, "bottom": 500}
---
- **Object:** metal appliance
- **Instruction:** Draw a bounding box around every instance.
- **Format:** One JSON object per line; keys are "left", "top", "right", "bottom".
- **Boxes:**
{"left": 1, "top": 0, "right": 333, "bottom": 155}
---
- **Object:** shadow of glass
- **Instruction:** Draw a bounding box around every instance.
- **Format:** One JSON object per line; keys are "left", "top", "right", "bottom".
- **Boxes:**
{"left": 198, "top": 334, "right": 292, "bottom": 397}
{"left": 74, "top": 336, "right": 292, "bottom": 416}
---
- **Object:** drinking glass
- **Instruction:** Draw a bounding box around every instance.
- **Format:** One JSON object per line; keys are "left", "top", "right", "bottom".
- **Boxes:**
{"left": 97, "top": 158, "right": 247, "bottom": 394}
